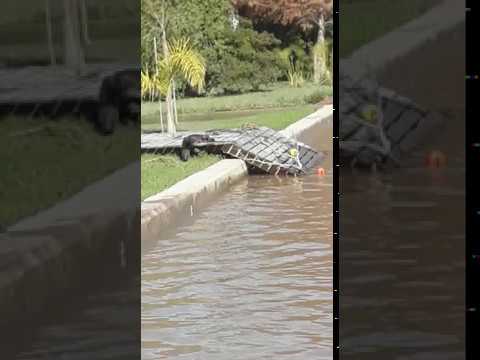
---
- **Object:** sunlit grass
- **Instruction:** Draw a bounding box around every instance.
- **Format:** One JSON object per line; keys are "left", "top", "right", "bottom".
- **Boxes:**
{"left": 141, "top": 153, "right": 220, "bottom": 200}
{"left": 142, "top": 105, "right": 317, "bottom": 132}
{"left": 142, "top": 82, "right": 331, "bottom": 117}
{"left": 0, "top": 117, "right": 138, "bottom": 228}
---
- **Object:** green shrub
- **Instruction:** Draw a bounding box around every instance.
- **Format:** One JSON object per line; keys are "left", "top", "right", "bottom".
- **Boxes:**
{"left": 204, "top": 22, "right": 283, "bottom": 95}
{"left": 276, "top": 38, "right": 314, "bottom": 81}
{"left": 304, "top": 90, "right": 326, "bottom": 104}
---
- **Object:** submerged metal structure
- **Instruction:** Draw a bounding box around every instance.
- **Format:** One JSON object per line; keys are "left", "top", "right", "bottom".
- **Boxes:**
{"left": 339, "top": 71, "right": 444, "bottom": 168}
{"left": 141, "top": 126, "right": 324, "bottom": 176}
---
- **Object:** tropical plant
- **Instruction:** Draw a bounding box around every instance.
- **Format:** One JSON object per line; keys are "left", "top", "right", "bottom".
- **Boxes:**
{"left": 151, "top": 38, "right": 206, "bottom": 135}
{"left": 287, "top": 61, "right": 305, "bottom": 88}
{"left": 313, "top": 40, "right": 332, "bottom": 85}
{"left": 141, "top": 71, "right": 155, "bottom": 100}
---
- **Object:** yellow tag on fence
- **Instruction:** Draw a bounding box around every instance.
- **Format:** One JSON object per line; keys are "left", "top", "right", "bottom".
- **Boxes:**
{"left": 361, "top": 105, "right": 378, "bottom": 123}
{"left": 288, "top": 148, "right": 298, "bottom": 158}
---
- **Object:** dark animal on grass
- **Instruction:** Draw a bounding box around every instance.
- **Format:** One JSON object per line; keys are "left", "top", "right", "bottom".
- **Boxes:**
{"left": 180, "top": 134, "right": 213, "bottom": 161}
{"left": 97, "top": 70, "right": 140, "bottom": 135}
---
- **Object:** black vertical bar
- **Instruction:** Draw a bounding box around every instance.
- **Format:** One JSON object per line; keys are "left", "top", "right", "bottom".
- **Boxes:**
{"left": 333, "top": 0, "right": 339, "bottom": 358}
{"left": 466, "top": 1, "right": 478, "bottom": 359}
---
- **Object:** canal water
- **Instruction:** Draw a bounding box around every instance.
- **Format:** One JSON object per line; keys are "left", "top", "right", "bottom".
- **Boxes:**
{"left": 142, "top": 124, "right": 333, "bottom": 359}
{"left": 340, "top": 24, "right": 465, "bottom": 358}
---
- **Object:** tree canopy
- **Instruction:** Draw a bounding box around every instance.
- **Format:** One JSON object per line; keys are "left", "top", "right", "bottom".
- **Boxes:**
{"left": 141, "top": 0, "right": 334, "bottom": 95}
{"left": 232, "top": 0, "right": 333, "bottom": 29}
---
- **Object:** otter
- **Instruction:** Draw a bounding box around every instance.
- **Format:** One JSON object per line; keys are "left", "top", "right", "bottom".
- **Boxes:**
{"left": 179, "top": 134, "right": 213, "bottom": 161}
{"left": 97, "top": 69, "right": 140, "bottom": 135}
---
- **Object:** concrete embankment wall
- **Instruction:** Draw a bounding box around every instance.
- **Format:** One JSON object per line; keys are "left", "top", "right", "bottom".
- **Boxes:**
{"left": 341, "top": 0, "right": 463, "bottom": 79}
{"left": 141, "top": 105, "right": 333, "bottom": 243}
{"left": 2, "top": 162, "right": 140, "bottom": 335}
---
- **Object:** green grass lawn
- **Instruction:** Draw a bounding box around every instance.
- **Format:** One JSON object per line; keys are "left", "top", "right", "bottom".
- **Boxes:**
{"left": 142, "top": 83, "right": 330, "bottom": 117}
{"left": 340, "top": 0, "right": 439, "bottom": 57}
{"left": 0, "top": 117, "right": 138, "bottom": 228}
{"left": 141, "top": 154, "right": 220, "bottom": 200}
{"left": 142, "top": 104, "right": 317, "bottom": 132}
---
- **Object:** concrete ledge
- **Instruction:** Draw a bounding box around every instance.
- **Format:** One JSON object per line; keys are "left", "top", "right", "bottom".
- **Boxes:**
{"left": 141, "top": 105, "right": 333, "bottom": 243}
{"left": 2, "top": 163, "right": 140, "bottom": 332}
{"left": 341, "top": 0, "right": 464, "bottom": 79}
{"left": 281, "top": 105, "right": 333, "bottom": 144}
{"left": 141, "top": 159, "right": 248, "bottom": 243}
{"left": 1, "top": 208, "right": 141, "bottom": 332}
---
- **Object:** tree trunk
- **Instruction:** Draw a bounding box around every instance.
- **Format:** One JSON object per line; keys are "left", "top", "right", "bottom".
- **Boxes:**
{"left": 313, "top": 13, "right": 326, "bottom": 84}
{"left": 63, "top": 0, "right": 85, "bottom": 74}
{"left": 153, "top": 36, "right": 165, "bottom": 133}
{"left": 161, "top": 25, "right": 175, "bottom": 136}
{"left": 80, "top": 0, "right": 91, "bottom": 45}
{"left": 172, "top": 81, "right": 178, "bottom": 125}
{"left": 45, "top": 0, "right": 56, "bottom": 66}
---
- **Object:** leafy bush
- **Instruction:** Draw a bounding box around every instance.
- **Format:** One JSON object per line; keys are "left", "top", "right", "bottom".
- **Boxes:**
{"left": 287, "top": 61, "right": 305, "bottom": 88}
{"left": 304, "top": 90, "right": 326, "bottom": 104}
{"left": 276, "top": 38, "right": 314, "bottom": 81}
{"left": 204, "top": 22, "right": 283, "bottom": 95}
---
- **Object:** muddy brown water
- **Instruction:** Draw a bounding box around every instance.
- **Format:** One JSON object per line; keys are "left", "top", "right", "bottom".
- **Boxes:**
{"left": 340, "top": 23, "right": 465, "bottom": 358}
{"left": 142, "top": 123, "right": 333, "bottom": 359}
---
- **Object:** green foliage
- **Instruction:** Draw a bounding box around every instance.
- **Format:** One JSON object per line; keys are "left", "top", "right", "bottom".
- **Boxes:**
{"left": 304, "top": 90, "right": 326, "bottom": 104}
{"left": 205, "top": 22, "right": 283, "bottom": 95}
{"left": 313, "top": 39, "right": 332, "bottom": 85}
{"left": 287, "top": 61, "right": 305, "bottom": 88}
{"left": 276, "top": 38, "right": 313, "bottom": 79}
{"left": 159, "top": 38, "right": 206, "bottom": 95}
{"left": 141, "top": 0, "right": 283, "bottom": 95}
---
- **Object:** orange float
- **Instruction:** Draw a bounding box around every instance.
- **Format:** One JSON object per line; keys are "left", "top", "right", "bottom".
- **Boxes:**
{"left": 425, "top": 150, "right": 447, "bottom": 168}
{"left": 317, "top": 167, "right": 326, "bottom": 176}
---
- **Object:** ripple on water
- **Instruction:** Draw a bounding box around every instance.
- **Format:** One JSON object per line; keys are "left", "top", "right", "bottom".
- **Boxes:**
{"left": 142, "top": 174, "right": 333, "bottom": 360}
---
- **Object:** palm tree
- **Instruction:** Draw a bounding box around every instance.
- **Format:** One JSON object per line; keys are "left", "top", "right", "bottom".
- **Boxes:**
{"left": 44, "top": 0, "right": 91, "bottom": 69}
{"left": 151, "top": 38, "right": 206, "bottom": 135}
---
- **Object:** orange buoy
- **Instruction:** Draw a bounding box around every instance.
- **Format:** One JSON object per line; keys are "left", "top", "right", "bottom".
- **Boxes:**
{"left": 317, "top": 167, "right": 326, "bottom": 176}
{"left": 425, "top": 150, "right": 447, "bottom": 168}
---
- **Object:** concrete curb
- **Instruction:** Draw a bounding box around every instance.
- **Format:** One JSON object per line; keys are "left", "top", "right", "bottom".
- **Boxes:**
{"left": 141, "top": 159, "right": 248, "bottom": 243}
{"left": 341, "top": 0, "right": 464, "bottom": 79}
{"left": 281, "top": 105, "right": 333, "bottom": 143}
{"left": 2, "top": 163, "right": 140, "bottom": 331}
{"left": 141, "top": 105, "right": 333, "bottom": 243}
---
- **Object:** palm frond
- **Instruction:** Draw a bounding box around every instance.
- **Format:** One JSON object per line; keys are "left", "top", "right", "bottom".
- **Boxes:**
{"left": 160, "top": 38, "right": 206, "bottom": 93}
